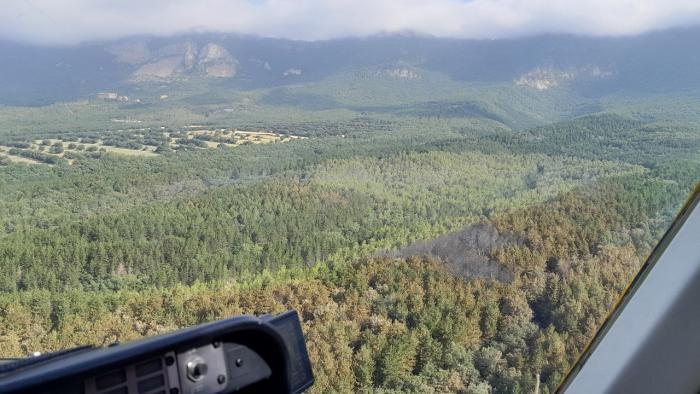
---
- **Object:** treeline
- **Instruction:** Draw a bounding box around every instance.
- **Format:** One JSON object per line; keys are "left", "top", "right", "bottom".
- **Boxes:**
{"left": 0, "top": 141, "right": 32, "bottom": 149}
{"left": 0, "top": 150, "right": 638, "bottom": 292}
{"left": 266, "top": 117, "right": 397, "bottom": 137}
{"left": 6, "top": 148, "right": 66, "bottom": 165}
{"left": 487, "top": 114, "right": 700, "bottom": 166}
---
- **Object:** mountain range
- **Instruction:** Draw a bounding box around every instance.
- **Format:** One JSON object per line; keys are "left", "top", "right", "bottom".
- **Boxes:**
{"left": 2, "top": 27, "right": 700, "bottom": 106}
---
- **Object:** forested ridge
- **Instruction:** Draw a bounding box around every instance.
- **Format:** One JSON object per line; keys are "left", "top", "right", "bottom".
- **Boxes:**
{"left": 0, "top": 173, "right": 686, "bottom": 392}
{"left": 0, "top": 151, "right": 641, "bottom": 291}
{"left": 1, "top": 69, "right": 700, "bottom": 393}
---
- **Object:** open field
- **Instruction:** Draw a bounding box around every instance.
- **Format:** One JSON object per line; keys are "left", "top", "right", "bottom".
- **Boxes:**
{"left": 98, "top": 145, "right": 158, "bottom": 156}
{"left": 0, "top": 127, "right": 305, "bottom": 166}
{"left": 183, "top": 128, "right": 306, "bottom": 147}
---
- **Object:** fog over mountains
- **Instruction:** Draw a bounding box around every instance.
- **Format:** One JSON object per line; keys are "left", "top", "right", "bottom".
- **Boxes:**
{"left": 1, "top": 26, "right": 700, "bottom": 106}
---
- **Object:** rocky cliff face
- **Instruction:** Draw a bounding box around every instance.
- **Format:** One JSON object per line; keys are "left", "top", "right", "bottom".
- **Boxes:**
{"left": 198, "top": 43, "right": 237, "bottom": 78}
{"left": 515, "top": 65, "right": 612, "bottom": 90}
{"left": 111, "top": 41, "right": 238, "bottom": 82}
{"left": 356, "top": 66, "right": 421, "bottom": 80}
{"left": 385, "top": 67, "right": 420, "bottom": 79}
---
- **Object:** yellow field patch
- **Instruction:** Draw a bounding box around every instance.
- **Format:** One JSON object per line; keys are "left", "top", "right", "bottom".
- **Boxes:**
{"left": 6, "top": 127, "right": 306, "bottom": 164}
{"left": 99, "top": 146, "right": 158, "bottom": 156}
{"left": 182, "top": 129, "right": 306, "bottom": 147}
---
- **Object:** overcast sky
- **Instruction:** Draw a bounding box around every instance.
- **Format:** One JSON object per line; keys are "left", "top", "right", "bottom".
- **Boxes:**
{"left": 2, "top": 0, "right": 700, "bottom": 45}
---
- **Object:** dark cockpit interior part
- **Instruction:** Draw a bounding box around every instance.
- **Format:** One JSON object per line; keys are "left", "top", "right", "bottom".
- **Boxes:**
{"left": 0, "top": 310, "right": 313, "bottom": 394}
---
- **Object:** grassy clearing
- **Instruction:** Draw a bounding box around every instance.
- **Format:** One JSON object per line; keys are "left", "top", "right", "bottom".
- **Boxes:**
{"left": 3, "top": 127, "right": 306, "bottom": 166}
{"left": 85, "top": 145, "right": 157, "bottom": 156}
{"left": 181, "top": 128, "right": 305, "bottom": 147}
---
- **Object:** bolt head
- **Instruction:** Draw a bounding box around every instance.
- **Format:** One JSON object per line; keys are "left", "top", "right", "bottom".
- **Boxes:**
{"left": 186, "top": 357, "right": 208, "bottom": 382}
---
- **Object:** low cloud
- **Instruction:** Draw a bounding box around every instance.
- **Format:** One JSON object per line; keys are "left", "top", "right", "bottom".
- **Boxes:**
{"left": 2, "top": 0, "right": 700, "bottom": 45}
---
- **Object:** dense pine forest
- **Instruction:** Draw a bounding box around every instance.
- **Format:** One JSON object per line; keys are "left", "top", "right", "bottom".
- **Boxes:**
{"left": 2, "top": 31, "right": 700, "bottom": 393}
